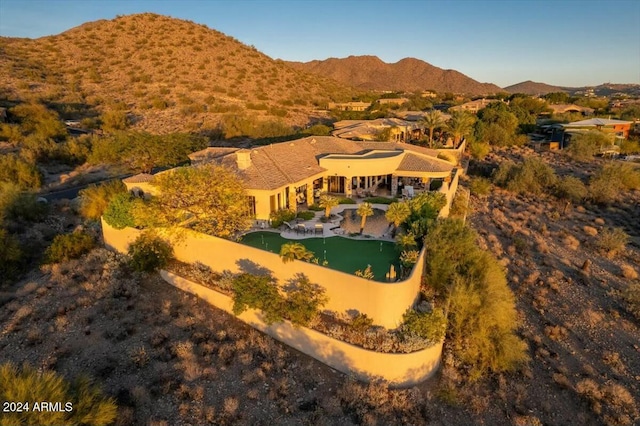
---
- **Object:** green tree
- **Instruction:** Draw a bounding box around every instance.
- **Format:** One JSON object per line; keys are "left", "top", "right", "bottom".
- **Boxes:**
{"left": 396, "top": 231, "right": 418, "bottom": 251}
{"left": 89, "top": 132, "right": 207, "bottom": 173}
{"left": 385, "top": 201, "right": 411, "bottom": 229}
{"left": 566, "top": 131, "right": 612, "bottom": 161}
{"left": 544, "top": 92, "right": 570, "bottom": 104}
{"left": 281, "top": 274, "right": 328, "bottom": 327}
{"left": 319, "top": 193, "right": 339, "bottom": 218}
{"left": 0, "top": 363, "right": 117, "bottom": 426}
{"left": 148, "top": 165, "right": 251, "bottom": 238}
{"left": 279, "top": 242, "right": 314, "bottom": 264}
{"left": 447, "top": 111, "right": 476, "bottom": 144}
{"left": 493, "top": 157, "right": 557, "bottom": 195}
{"left": 356, "top": 202, "right": 374, "bottom": 234}
{"left": 127, "top": 231, "right": 173, "bottom": 272}
{"left": 421, "top": 110, "right": 446, "bottom": 147}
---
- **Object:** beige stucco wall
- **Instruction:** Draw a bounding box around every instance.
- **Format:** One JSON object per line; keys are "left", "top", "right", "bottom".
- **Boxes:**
{"left": 319, "top": 151, "right": 404, "bottom": 177}
{"left": 160, "top": 270, "right": 442, "bottom": 387}
{"left": 101, "top": 219, "right": 424, "bottom": 329}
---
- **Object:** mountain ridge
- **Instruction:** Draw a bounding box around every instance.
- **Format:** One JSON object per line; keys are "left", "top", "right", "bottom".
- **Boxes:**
{"left": 286, "top": 55, "right": 503, "bottom": 95}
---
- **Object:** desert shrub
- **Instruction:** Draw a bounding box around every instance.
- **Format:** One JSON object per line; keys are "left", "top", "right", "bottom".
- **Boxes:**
{"left": 103, "top": 192, "right": 137, "bottom": 229}
{"left": 566, "top": 132, "right": 608, "bottom": 161}
{"left": 449, "top": 189, "right": 469, "bottom": 218}
{"left": 469, "top": 140, "right": 490, "bottom": 160}
{"left": 424, "top": 219, "right": 528, "bottom": 380}
{"left": 127, "top": 231, "right": 173, "bottom": 272}
{"left": 595, "top": 227, "right": 629, "bottom": 258}
{"left": 0, "top": 228, "right": 23, "bottom": 284}
{"left": 554, "top": 176, "right": 587, "bottom": 203}
{"left": 101, "top": 109, "right": 129, "bottom": 132}
{"left": 622, "top": 283, "right": 640, "bottom": 320}
{"left": 0, "top": 182, "right": 48, "bottom": 222}
{"left": 45, "top": 232, "right": 95, "bottom": 263}
{"left": 493, "top": 157, "right": 557, "bottom": 195}
{"left": 589, "top": 163, "right": 640, "bottom": 204}
{"left": 269, "top": 208, "right": 296, "bottom": 228}
{"left": 401, "top": 307, "right": 447, "bottom": 343}
{"left": 281, "top": 274, "right": 328, "bottom": 327}
{"left": 619, "top": 138, "right": 640, "bottom": 154}
{"left": 295, "top": 210, "right": 315, "bottom": 221}
{"left": 78, "top": 179, "right": 127, "bottom": 220}
{"left": 231, "top": 273, "right": 283, "bottom": 324}
{"left": 0, "top": 363, "right": 117, "bottom": 426}
{"left": 470, "top": 177, "right": 491, "bottom": 197}
{"left": 0, "top": 154, "right": 43, "bottom": 189}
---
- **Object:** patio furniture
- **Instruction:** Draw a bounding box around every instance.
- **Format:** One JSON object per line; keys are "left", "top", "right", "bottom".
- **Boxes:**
{"left": 314, "top": 224, "right": 324, "bottom": 235}
{"left": 283, "top": 221, "right": 295, "bottom": 232}
{"left": 296, "top": 224, "right": 306, "bottom": 234}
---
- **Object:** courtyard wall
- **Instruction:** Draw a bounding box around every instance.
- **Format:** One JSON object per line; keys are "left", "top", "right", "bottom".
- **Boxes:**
{"left": 161, "top": 270, "right": 443, "bottom": 386}
{"left": 102, "top": 219, "right": 424, "bottom": 328}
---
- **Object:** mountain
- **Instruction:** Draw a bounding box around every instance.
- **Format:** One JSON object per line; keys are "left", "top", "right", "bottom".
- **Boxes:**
{"left": 286, "top": 56, "right": 503, "bottom": 95}
{"left": 503, "top": 80, "right": 568, "bottom": 95}
{"left": 504, "top": 81, "right": 640, "bottom": 97}
{"left": 0, "top": 13, "right": 359, "bottom": 133}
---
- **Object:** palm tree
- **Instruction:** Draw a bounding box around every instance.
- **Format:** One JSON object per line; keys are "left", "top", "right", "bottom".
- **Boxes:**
{"left": 395, "top": 232, "right": 418, "bottom": 251}
{"left": 385, "top": 202, "right": 411, "bottom": 230}
{"left": 447, "top": 111, "right": 476, "bottom": 145}
{"left": 319, "top": 193, "right": 339, "bottom": 218}
{"left": 420, "top": 110, "right": 445, "bottom": 147}
{"left": 279, "top": 242, "right": 314, "bottom": 264}
{"left": 357, "top": 202, "right": 374, "bottom": 234}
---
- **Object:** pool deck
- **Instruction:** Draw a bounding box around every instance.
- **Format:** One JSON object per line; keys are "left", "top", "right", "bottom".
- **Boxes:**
{"left": 251, "top": 203, "right": 395, "bottom": 242}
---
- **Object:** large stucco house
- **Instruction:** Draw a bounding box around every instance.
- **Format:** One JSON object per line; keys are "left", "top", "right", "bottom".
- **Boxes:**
{"left": 124, "top": 136, "right": 457, "bottom": 221}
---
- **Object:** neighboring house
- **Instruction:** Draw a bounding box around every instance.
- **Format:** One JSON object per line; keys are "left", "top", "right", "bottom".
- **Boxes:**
{"left": 125, "top": 136, "right": 456, "bottom": 221}
{"left": 332, "top": 118, "right": 421, "bottom": 142}
{"left": 561, "top": 118, "right": 633, "bottom": 139}
{"left": 448, "top": 98, "right": 502, "bottom": 113}
{"left": 327, "top": 101, "right": 371, "bottom": 111}
{"left": 544, "top": 104, "right": 594, "bottom": 116}
{"left": 394, "top": 110, "right": 451, "bottom": 122}
{"left": 377, "top": 98, "right": 409, "bottom": 106}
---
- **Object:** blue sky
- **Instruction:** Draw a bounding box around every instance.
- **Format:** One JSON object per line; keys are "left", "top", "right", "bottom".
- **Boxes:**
{"left": 1, "top": 0, "right": 638, "bottom": 88}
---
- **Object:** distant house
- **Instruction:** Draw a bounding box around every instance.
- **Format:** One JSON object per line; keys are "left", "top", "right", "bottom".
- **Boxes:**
{"left": 377, "top": 98, "right": 409, "bottom": 106}
{"left": 545, "top": 104, "right": 594, "bottom": 116}
{"left": 394, "top": 110, "right": 451, "bottom": 122}
{"left": 327, "top": 101, "right": 371, "bottom": 112}
{"left": 561, "top": 118, "right": 633, "bottom": 140}
{"left": 332, "top": 118, "right": 422, "bottom": 142}
{"left": 448, "top": 98, "right": 502, "bottom": 114}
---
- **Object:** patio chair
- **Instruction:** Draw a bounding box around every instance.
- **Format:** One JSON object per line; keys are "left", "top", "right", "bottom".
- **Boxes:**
{"left": 315, "top": 224, "right": 323, "bottom": 235}
{"left": 296, "top": 224, "right": 306, "bottom": 234}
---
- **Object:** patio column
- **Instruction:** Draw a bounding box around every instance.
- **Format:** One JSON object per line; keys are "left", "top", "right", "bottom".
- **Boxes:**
{"left": 345, "top": 175, "right": 352, "bottom": 197}
{"left": 306, "top": 183, "right": 314, "bottom": 206}
{"left": 288, "top": 187, "right": 297, "bottom": 212}
{"left": 391, "top": 175, "right": 398, "bottom": 197}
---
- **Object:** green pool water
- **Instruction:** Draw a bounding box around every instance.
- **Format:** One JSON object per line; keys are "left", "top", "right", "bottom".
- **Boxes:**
{"left": 240, "top": 231, "right": 400, "bottom": 282}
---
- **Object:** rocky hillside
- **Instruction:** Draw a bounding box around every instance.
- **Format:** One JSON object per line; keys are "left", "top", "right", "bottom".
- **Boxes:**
{"left": 503, "top": 80, "right": 567, "bottom": 95}
{"left": 0, "top": 13, "right": 358, "bottom": 133}
{"left": 286, "top": 55, "right": 503, "bottom": 95}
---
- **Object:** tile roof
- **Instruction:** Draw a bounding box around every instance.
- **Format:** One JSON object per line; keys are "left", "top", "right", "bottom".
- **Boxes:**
{"left": 187, "top": 136, "right": 453, "bottom": 191}
{"left": 563, "top": 118, "right": 632, "bottom": 127}
{"left": 397, "top": 153, "right": 453, "bottom": 173}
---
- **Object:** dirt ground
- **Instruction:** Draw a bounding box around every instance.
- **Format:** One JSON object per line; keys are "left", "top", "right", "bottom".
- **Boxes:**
{"left": 1, "top": 147, "right": 638, "bottom": 425}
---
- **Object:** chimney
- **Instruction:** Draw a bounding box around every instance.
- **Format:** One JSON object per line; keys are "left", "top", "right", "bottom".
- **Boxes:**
{"left": 236, "top": 149, "right": 251, "bottom": 170}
